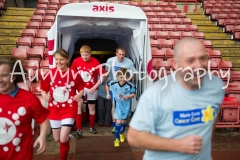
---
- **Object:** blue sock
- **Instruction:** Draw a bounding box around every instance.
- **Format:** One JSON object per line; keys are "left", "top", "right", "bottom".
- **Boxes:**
{"left": 114, "top": 123, "right": 121, "bottom": 140}
{"left": 120, "top": 123, "right": 126, "bottom": 134}
{"left": 112, "top": 122, "right": 116, "bottom": 127}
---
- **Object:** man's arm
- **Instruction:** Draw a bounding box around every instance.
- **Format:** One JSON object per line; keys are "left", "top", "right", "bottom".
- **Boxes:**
{"left": 127, "top": 127, "right": 203, "bottom": 155}
{"left": 33, "top": 118, "right": 50, "bottom": 154}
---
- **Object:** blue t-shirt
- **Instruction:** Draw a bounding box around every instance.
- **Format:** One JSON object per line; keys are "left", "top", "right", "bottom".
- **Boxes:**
{"left": 108, "top": 80, "right": 136, "bottom": 120}
{"left": 130, "top": 73, "right": 224, "bottom": 160}
{"left": 106, "top": 57, "right": 137, "bottom": 81}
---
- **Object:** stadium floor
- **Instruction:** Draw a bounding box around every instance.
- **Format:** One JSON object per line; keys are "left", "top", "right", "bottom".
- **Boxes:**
{"left": 33, "top": 126, "right": 240, "bottom": 160}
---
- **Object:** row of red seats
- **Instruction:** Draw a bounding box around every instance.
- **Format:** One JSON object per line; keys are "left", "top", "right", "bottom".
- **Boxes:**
{"left": 11, "top": 48, "right": 48, "bottom": 61}
{"left": 150, "top": 31, "right": 204, "bottom": 40}
{"left": 147, "top": 17, "right": 192, "bottom": 25}
{"left": 0, "top": 0, "right": 5, "bottom": 10}
{"left": 212, "top": 13, "right": 240, "bottom": 21}
{"left": 149, "top": 24, "right": 197, "bottom": 32}
{"left": 30, "top": 15, "right": 55, "bottom": 22}
{"left": 145, "top": 12, "right": 188, "bottom": 19}
{"left": 142, "top": 7, "right": 181, "bottom": 13}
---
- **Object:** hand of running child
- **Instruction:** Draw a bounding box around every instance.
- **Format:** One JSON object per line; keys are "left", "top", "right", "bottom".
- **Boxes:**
{"left": 177, "top": 135, "right": 202, "bottom": 154}
{"left": 73, "top": 94, "right": 82, "bottom": 102}
{"left": 43, "top": 94, "right": 52, "bottom": 102}
{"left": 89, "top": 87, "right": 95, "bottom": 94}
{"left": 124, "top": 95, "right": 129, "bottom": 100}
{"left": 33, "top": 136, "right": 46, "bottom": 154}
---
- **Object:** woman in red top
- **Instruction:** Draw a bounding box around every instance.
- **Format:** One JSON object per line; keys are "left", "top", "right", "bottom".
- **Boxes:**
{"left": 40, "top": 49, "right": 84, "bottom": 160}
{"left": 0, "top": 56, "right": 49, "bottom": 160}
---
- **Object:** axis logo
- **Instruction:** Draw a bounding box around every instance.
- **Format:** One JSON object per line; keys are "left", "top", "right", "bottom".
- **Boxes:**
{"left": 92, "top": 3, "right": 114, "bottom": 14}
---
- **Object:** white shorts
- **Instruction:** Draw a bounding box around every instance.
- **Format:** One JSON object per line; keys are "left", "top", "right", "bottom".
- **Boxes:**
{"left": 50, "top": 118, "right": 75, "bottom": 129}
{"left": 84, "top": 88, "right": 98, "bottom": 100}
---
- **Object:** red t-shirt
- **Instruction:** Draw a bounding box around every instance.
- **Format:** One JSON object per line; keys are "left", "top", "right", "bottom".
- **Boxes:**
{"left": 40, "top": 68, "right": 84, "bottom": 120}
{"left": 0, "top": 89, "right": 49, "bottom": 160}
{"left": 71, "top": 57, "right": 106, "bottom": 89}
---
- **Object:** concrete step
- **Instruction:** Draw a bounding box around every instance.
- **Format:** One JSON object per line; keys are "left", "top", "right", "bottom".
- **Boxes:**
{"left": 197, "top": 26, "right": 221, "bottom": 31}
{"left": 213, "top": 48, "right": 240, "bottom": 57}
{"left": 7, "top": 7, "right": 35, "bottom": 11}
{"left": 0, "top": 19, "right": 30, "bottom": 22}
{"left": 0, "top": 45, "right": 16, "bottom": 55}
{"left": 186, "top": 15, "right": 209, "bottom": 20}
{"left": 211, "top": 40, "right": 236, "bottom": 45}
{"left": 0, "top": 29, "right": 22, "bottom": 36}
{"left": 192, "top": 20, "right": 214, "bottom": 25}
{"left": 222, "top": 57, "right": 240, "bottom": 68}
{"left": 213, "top": 44, "right": 240, "bottom": 48}
{"left": 204, "top": 33, "right": 230, "bottom": 38}
{"left": 0, "top": 21, "right": 27, "bottom": 28}
{"left": 2, "top": 15, "right": 31, "bottom": 20}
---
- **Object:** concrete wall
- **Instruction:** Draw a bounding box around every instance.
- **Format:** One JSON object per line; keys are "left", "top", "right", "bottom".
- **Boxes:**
{"left": 6, "top": 0, "right": 25, "bottom": 8}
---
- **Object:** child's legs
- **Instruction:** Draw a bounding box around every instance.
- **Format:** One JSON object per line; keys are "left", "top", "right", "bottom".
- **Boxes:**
{"left": 86, "top": 89, "right": 98, "bottom": 128}
{"left": 50, "top": 120, "right": 61, "bottom": 142}
{"left": 60, "top": 118, "right": 75, "bottom": 143}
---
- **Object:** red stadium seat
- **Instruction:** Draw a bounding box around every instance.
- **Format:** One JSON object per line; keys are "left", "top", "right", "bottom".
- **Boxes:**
{"left": 119, "top": 1, "right": 129, "bottom": 5}
{"left": 39, "top": 21, "right": 53, "bottom": 29}
{"left": 168, "top": 2, "right": 177, "bottom": 8}
{"left": 148, "top": 1, "right": 158, "bottom": 7}
{"left": 42, "top": 15, "right": 55, "bottom": 22}
{"left": 129, "top": 1, "right": 139, "bottom": 7}
{"left": 209, "top": 60, "right": 219, "bottom": 71}
{"left": 28, "top": 48, "right": 44, "bottom": 61}
{"left": 156, "top": 31, "right": 168, "bottom": 39}
{"left": 21, "top": 29, "right": 36, "bottom": 37}
{"left": 176, "top": 13, "right": 186, "bottom": 18}
{"left": 145, "top": 12, "right": 155, "bottom": 18}
{"left": 17, "top": 82, "right": 30, "bottom": 91}
{"left": 139, "top": 2, "right": 148, "bottom": 7}
{"left": 155, "top": 12, "right": 166, "bottom": 18}
{"left": 36, "top": 29, "right": 49, "bottom": 38}
{"left": 32, "top": 38, "right": 47, "bottom": 47}
{"left": 152, "top": 49, "right": 165, "bottom": 60}
{"left": 231, "top": 71, "right": 240, "bottom": 82}
{"left": 149, "top": 31, "right": 156, "bottom": 39}
{"left": 208, "top": 50, "right": 222, "bottom": 64}
{"left": 150, "top": 39, "right": 159, "bottom": 48}
{"left": 152, "top": 24, "right": 164, "bottom": 31}
{"left": 45, "top": 9, "right": 57, "bottom": 16}
{"left": 40, "top": 60, "right": 50, "bottom": 69}
{"left": 59, "top": 0, "right": 69, "bottom": 5}
{"left": 30, "top": 15, "right": 42, "bottom": 22}
{"left": 17, "top": 37, "right": 32, "bottom": 47}
{"left": 181, "top": 18, "right": 192, "bottom": 25}
{"left": 158, "top": 2, "right": 167, "bottom": 7}
{"left": 11, "top": 48, "right": 27, "bottom": 59}
{"left": 38, "top": 0, "right": 49, "bottom": 4}
{"left": 37, "top": 4, "right": 47, "bottom": 10}
{"left": 158, "top": 39, "right": 173, "bottom": 49}
{"left": 193, "top": 32, "right": 205, "bottom": 39}
{"left": 172, "top": 8, "right": 181, "bottom": 13}
{"left": 176, "top": 24, "right": 187, "bottom": 31}
{"left": 38, "top": 68, "right": 50, "bottom": 80}
{"left": 34, "top": 9, "right": 45, "bottom": 16}
{"left": 151, "top": 7, "right": 162, "bottom": 12}
{"left": 166, "top": 12, "right": 176, "bottom": 18}
{"left": 148, "top": 18, "right": 159, "bottom": 24}
{"left": 202, "top": 40, "right": 213, "bottom": 48}
{"left": 165, "top": 49, "right": 174, "bottom": 60}
{"left": 31, "top": 81, "right": 41, "bottom": 95}
{"left": 49, "top": 0, "right": 59, "bottom": 5}
{"left": 70, "top": 0, "right": 79, "bottom": 3}
{"left": 156, "top": 61, "right": 171, "bottom": 72}
{"left": 141, "top": 7, "right": 151, "bottom": 12}
{"left": 27, "top": 22, "right": 40, "bottom": 29}
{"left": 171, "top": 18, "right": 181, "bottom": 24}
{"left": 23, "top": 60, "right": 39, "bottom": 70}
{"left": 168, "top": 31, "right": 180, "bottom": 39}
{"left": 163, "top": 24, "right": 175, "bottom": 31}
{"left": 159, "top": 18, "right": 171, "bottom": 24}
{"left": 219, "top": 61, "right": 233, "bottom": 71}
{"left": 162, "top": 7, "right": 172, "bottom": 12}
{"left": 187, "top": 25, "right": 198, "bottom": 32}
{"left": 47, "top": 4, "right": 58, "bottom": 10}
{"left": 180, "top": 31, "right": 193, "bottom": 38}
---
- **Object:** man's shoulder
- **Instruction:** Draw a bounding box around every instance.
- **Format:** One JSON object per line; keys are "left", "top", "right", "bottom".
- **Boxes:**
{"left": 205, "top": 74, "right": 224, "bottom": 88}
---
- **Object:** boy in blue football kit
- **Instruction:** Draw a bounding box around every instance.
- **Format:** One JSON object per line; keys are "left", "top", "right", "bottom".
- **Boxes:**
{"left": 106, "top": 68, "right": 136, "bottom": 147}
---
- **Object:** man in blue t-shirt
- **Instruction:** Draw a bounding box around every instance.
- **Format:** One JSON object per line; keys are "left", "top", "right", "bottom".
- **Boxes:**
{"left": 128, "top": 38, "right": 225, "bottom": 160}
{"left": 105, "top": 46, "right": 137, "bottom": 134}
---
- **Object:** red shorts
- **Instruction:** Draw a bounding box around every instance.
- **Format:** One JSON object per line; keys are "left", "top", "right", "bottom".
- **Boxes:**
{"left": 48, "top": 104, "right": 77, "bottom": 120}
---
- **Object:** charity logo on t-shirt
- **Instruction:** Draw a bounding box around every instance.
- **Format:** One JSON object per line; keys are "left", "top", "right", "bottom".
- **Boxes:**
{"left": 172, "top": 105, "right": 216, "bottom": 126}
{"left": 77, "top": 66, "right": 96, "bottom": 86}
{"left": 0, "top": 107, "right": 27, "bottom": 152}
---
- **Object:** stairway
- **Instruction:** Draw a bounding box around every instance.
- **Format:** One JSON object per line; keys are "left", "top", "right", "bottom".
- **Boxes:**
{"left": 186, "top": 8, "right": 240, "bottom": 71}
{"left": 0, "top": 7, "right": 34, "bottom": 56}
